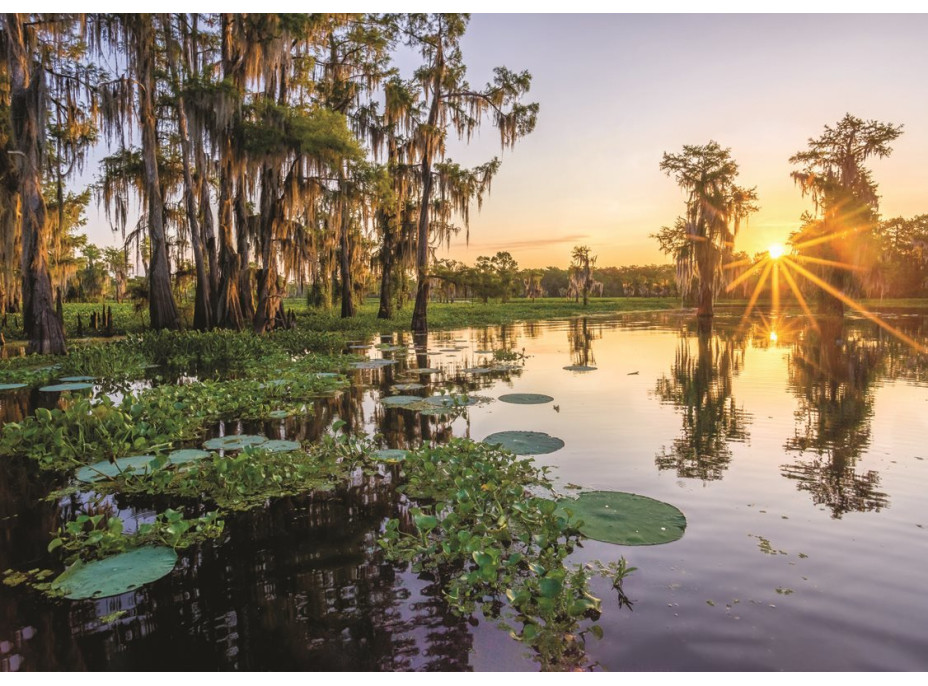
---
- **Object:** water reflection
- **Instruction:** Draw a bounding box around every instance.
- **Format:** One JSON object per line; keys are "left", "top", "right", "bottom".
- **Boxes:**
{"left": 781, "top": 317, "right": 889, "bottom": 517}
{"left": 567, "top": 318, "right": 599, "bottom": 368}
{"left": 653, "top": 324, "right": 750, "bottom": 481}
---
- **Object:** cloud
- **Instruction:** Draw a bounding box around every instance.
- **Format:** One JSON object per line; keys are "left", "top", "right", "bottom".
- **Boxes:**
{"left": 465, "top": 233, "right": 590, "bottom": 251}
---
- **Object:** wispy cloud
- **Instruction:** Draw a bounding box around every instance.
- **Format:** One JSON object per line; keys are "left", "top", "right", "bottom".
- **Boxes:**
{"left": 465, "top": 233, "right": 590, "bottom": 251}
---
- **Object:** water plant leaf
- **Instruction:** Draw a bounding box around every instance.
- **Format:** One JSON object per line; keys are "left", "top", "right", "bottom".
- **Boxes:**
{"left": 39, "top": 382, "right": 94, "bottom": 392}
{"left": 202, "top": 434, "right": 268, "bottom": 451}
{"left": 0, "top": 383, "right": 27, "bottom": 391}
{"left": 258, "top": 439, "right": 301, "bottom": 453}
{"left": 424, "top": 394, "right": 480, "bottom": 408}
{"left": 381, "top": 395, "right": 424, "bottom": 407}
{"left": 50, "top": 546, "right": 178, "bottom": 600}
{"left": 498, "top": 393, "right": 554, "bottom": 404}
{"left": 411, "top": 367, "right": 441, "bottom": 374}
{"left": 562, "top": 365, "right": 597, "bottom": 372}
{"left": 392, "top": 383, "right": 425, "bottom": 391}
{"left": 75, "top": 455, "right": 158, "bottom": 483}
{"left": 372, "top": 449, "right": 408, "bottom": 462}
{"left": 482, "top": 431, "right": 565, "bottom": 455}
{"left": 559, "top": 491, "right": 687, "bottom": 546}
{"left": 268, "top": 410, "right": 290, "bottom": 419}
{"left": 461, "top": 367, "right": 492, "bottom": 374}
{"left": 167, "top": 449, "right": 211, "bottom": 466}
{"left": 350, "top": 360, "right": 396, "bottom": 369}
{"left": 58, "top": 376, "right": 96, "bottom": 382}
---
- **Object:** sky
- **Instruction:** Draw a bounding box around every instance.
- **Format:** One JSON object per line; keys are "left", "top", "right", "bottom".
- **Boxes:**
{"left": 78, "top": 11, "right": 928, "bottom": 270}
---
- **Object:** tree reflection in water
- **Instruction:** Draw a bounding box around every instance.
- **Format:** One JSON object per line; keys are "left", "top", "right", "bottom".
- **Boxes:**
{"left": 654, "top": 323, "right": 750, "bottom": 481}
{"left": 781, "top": 317, "right": 889, "bottom": 518}
{"left": 567, "top": 317, "right": 600, "bottom": 368}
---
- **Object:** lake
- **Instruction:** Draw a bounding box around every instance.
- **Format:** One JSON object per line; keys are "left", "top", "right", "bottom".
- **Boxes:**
{"left": 2, "top": 307, "right": 927, "bottom": 671}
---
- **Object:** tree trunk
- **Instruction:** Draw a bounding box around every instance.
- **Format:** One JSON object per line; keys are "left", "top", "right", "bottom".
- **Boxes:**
{"left": 175, "top": 87, "right": 212, "bottom": 330}
{"left": 377, "top": 210, "right": 394, "bottom": 320}
{"left": 253, "top": 163, "right": 278, "bottom": 334}
{"left": 411, "top": 158, "right": 433, "bottom": 334}
{"left": 5, "top": 15, "right": 67, "bottom": 354}
{"left": 136, "top": 18, "right": 181, "bottom": 331}
{"left": 339, "top": 182, "right": 355, "bottom": 318}
{"left": 235, "top": 176, "right": 255, "bottom": 321}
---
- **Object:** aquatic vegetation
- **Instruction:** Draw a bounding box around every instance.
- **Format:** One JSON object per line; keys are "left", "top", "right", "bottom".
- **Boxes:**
{"left": 380, "top": 395, "right": 425, "bottom": 407}
{"left": 38, "top": 382, "right": 95, "bottom": 392}
{"left": 350, "top": 359, "right": 397, "bottom": 369}
{"left": 379, "top": 439, "right": 629, "bottom": 671}
{"left": 50, "top": 547, "right": 179, "bottom": 600}
{"left": 558, "top": 491, "right": 687, "bottom": 545}
{"left": 498, "top": 393, "right": 554, "bottom": 404}
{"left": 483, "top": 431, "right": 565, "bottom": 456}
{"left": 372, "top": 448, "right": 408, "bottom": 462}
{"left": 202, "top": 434, "right": 268, "bottom": 452}
{"left": 75, "top": 454, "right": 159, "bottom": 483}
{"left": 562, "top": 365, "right": 597, "bottom": 372}
{"left": 0, "top": 382, "right": 28, "bottom": 391}
{"left": 391, "top": 382, "right": 426, "bottom": 391}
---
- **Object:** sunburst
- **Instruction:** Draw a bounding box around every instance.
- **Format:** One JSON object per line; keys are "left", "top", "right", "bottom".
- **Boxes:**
{"left": 724, "top": 230, "right": 928, "bottom": 353}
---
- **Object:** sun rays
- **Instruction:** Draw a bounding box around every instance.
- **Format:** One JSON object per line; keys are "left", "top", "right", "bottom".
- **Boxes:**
{"left": 725, "top": 230, "right": 928, "bottom": 354}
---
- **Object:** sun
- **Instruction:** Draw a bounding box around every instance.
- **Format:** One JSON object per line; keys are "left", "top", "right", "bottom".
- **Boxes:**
{"left": 767, "top": 243, "right": 786, "bottom": 260}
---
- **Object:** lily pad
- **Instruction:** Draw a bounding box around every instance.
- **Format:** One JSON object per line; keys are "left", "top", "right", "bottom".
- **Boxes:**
{"left": 498, "top": 393, "right": 554, "bottom": 404}
{"left": 58, "top": 375, "right": 95, "bottom": 382}
{"left": 372, "top": 448, "right": 408, "bottom": 462}
{"left": 461, "top": 367, "right": 492, "bottom": 375}
{"left": 0, "top": 383, "right": 28, "bottom": 391}
{"left": 75, "top": 455, "right": 159, "bottom": 483}
{"left": 349, "top": 344, "right": 371, "bottom": 349}
{"left": 268, "top": 410, "right": 291, "bottom": 419}
{"left": 563, "top": 365, "right": 597, "bottom": 372}
{"left": 559, "top": 491, "right": 687, "bottom": 546}
{"left": 203, "top": 434, "right": 268, "bottom": 451}
{"left": 392, "top": 382, "right": 425, "bottom": 391}
{"left": 483, "top": 431, "right": 564, "bottom": 456}
{"left": 474, "top": 350, "right": 494, "bottom": 355}
{"left": 381, "top": 395, "right": 423, "bottom": 407}
{"left": 167, "top": 448, "right": 211, "bottom": 465}
{"left": 412, "top": 367, "right": 441, "bottom": 374}
{"left": 314, "top": 372, "right": 341, "bottom": 379}
{"left": 258, "top": 439, "right": 301, "bottom": 453}
{"left": 51, "top": 546, "right": 178, "bottom": 600}
{"left": 40, "top": 382, "right": 94, "bottom": 392}
{"left": 376, "top": 345, "right": 407, "bottom": 352}
{"left": 351, "top": 360, "right": 397, "bottom": 370}
{"left": 425, "top": 394, "right": 480, "bottom": 408}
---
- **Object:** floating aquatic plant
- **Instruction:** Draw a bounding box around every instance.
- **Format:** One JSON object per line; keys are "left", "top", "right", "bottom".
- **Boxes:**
{"left": 75, "top": 455, "right": 159, "bottom": 483}
{"left": 381, "top": 395, "right": 424, "bottom": 407}
{"left": 39, "top": 382, "right": 94, "bottom": 392}
{"left": 50, "top": 546, "right": 178, "bottom": 600}
{"left": 392, "top": 382, "right": 425, "bottom": 391}
{"left": 562, "top": 365, "right": 597, "bottom": 372}
{"left": 202, "top": 434, "right": 268, "bottom": 451}
{"left": 372, "top": 448, "right": 408, "bottom": 462}
{"left": 498, "top": 393, "right": 554, "bottom": 404}
{"left": 0, "top": 383, "right": 27, "bottom": 391}
{"left": 483, "top": 431, "right": 565, "bottom": 455}
{"left": 558, "top": 491, "right": 686, "bottom": 545}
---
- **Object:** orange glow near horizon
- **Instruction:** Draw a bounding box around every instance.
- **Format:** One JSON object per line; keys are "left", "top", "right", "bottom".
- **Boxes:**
{"left": 767, "top": 243, "right": 786, "bottom": 259}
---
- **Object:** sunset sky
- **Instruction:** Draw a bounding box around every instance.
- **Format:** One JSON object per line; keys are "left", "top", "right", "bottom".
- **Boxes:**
{"left": 80, "top": 11, "right": 928, "bottom": 270}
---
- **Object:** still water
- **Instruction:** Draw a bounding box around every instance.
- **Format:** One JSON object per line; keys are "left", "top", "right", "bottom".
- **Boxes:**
{"left": 2, "top": 308, "right": 927, "bottom": 671}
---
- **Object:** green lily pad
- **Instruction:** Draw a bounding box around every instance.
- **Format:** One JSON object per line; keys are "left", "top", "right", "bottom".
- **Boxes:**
{"left": 75, "top": 455, "right": 159, "bottom": 483}
{"left": 563, "top": 365, "right": 597, "bottom": 372}
{"left": 314, "top": 372, "right": 341, "bottom": 379}
{"left": 474, "top": 350, "right": 494, "bottom": 355}
{"left": 372, "top": 448, "right": 408, "bottom": 462}
{"left": 0, "top": 383, "right": 28, "bottom": 391}
{"left": 349, "top": 344, "right": 371, "bottom": 349}
{"left": 483, "top": 431, "right": 565, "bottom": 456}
{"left": 40, "top": 382, "right": 94, "bottom": 392}
{"left": 424, "top": 394, "right": 483, "bottom": 408}
{"left": 498, "top": 393, "right": 554, "bottom": 404}
{"left": 258, "top": 439, "right": 301, "bottom": 453}
{"left": 51, "top": 546, "right": 178, "bottom": 600}
{"left": 381, "top": 395, "right": 423, "bottom": 407}
{"left": 58, "top": 375, "right": 95, "bottom": 382}
{"left": 392, "top": 382, "right": 425, "bottom": 391}
{"left": 351, "top": 360, "right": 397, "bottom": 369}
{"left": 203, "top": 434, "right": 268, "bottom": 451}
{"left": 559, "top": 491, "right": 687, "bottom": 546}
{"left": 376, "top": 345, "right": 407, "bottom": 352}
{"left": 167, "top": 448, "right": 211, "bottom": 465}
{"left": 412, "top": 367, "right": 440, "bottom": 374}
{"left": 268, "top": 410, "right": 291, "bottom": 419}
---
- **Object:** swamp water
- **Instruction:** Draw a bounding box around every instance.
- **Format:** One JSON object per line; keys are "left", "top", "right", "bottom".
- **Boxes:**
{"left": 2, "top": 308, "right": 927, "bottom": 671}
